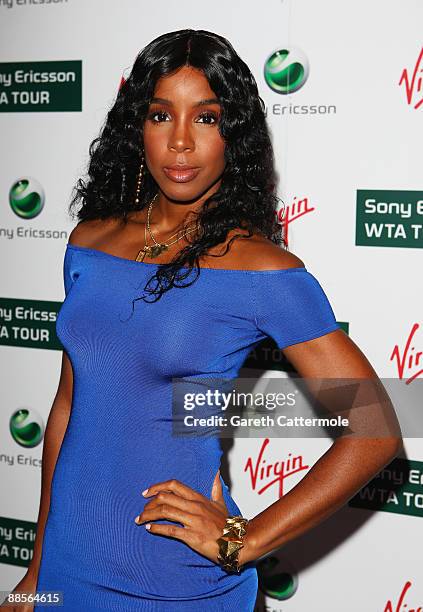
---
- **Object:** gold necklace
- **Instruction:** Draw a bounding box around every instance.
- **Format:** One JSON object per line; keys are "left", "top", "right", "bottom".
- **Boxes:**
{"left": 135, "top": 196, "right": 199, "bottom": 262}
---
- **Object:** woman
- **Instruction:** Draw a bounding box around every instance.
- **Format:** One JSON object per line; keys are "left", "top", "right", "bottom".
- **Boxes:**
{"left": 8, "top": 29, "right": 401, "bottom": 612}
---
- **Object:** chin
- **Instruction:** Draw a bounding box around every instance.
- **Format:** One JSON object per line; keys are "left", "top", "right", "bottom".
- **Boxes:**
{"left": 158, "top": 184, "right": 207, "bottom": 203}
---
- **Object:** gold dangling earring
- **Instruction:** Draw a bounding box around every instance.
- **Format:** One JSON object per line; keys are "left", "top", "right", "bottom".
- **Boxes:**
{"left": 120, "top": 168, "right": 127, "bottom": 206}
{"left": 134, "top": 153, "right": 144, "bottom": 205}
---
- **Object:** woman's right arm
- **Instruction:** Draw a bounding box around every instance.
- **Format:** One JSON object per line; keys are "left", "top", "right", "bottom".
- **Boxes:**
{"left": 0, "top": 351, "right": 74, "bottom": 610}
{"left": 28, "top": 350, "right": 74, "bottom": 578}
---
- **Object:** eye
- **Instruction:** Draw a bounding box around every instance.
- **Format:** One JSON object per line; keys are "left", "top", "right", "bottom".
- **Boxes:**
{"left": 196, "top": 111, "right": 219, "bottom": 125}
{"left": 147, "top": 110, "right": 170, "bottom": 123}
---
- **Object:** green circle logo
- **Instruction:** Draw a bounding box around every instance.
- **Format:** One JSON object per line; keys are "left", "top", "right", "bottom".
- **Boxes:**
{"left": 257, "top": 556, "right": 298, "bottom": 601}
{"left": 10, "top": 408, "right": 44, "bottom": 448}
{"left": 264, "top": 47, "right": 309, "bottom": 94}
{"left": 9, "top": 177, "right": 45, "bottom": 219}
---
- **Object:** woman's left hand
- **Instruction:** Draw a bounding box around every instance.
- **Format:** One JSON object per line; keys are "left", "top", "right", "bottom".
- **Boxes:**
{"left": 134, "top": 470, "right": 230, "bottom": 564}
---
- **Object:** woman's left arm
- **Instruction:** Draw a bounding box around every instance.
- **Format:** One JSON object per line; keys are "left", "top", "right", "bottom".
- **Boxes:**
{"left": 238, "top": 328, "right": 403, "bottom": 566}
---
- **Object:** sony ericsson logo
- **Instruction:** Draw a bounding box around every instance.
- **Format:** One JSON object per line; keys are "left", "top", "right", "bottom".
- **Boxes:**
{"left": 355, "top": 190, "right": 423, "bottom": 249}
{"left": 9, "top": 177, "right": 45, "bottom": 219}
{"left": 0, "top": 0, "right": 69, "bottom": 8}
{"left": 0, "top": 60, "right": 82, "bottom": 112}
{"left": 10, "top": 408, "right": 44, "bottom": 448}
{"left": 257, "top": 555, "right": 298, "bottom": 601}
{"left": 264, "top": 47, "right": 309, "bottom": 94}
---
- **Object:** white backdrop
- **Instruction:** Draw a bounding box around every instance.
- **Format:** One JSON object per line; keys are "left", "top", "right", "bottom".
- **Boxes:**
{"left": 1, "top": 1, "right": 422, "bottom": 610}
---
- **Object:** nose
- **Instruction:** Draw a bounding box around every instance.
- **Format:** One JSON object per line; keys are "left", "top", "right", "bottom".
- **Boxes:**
{"left": 167, "top": 118, "right": 195, "bottom": 153}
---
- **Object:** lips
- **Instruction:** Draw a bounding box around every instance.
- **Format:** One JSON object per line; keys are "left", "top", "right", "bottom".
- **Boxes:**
{"left": 163, "top": 166, "right": 200, "bottom": 183}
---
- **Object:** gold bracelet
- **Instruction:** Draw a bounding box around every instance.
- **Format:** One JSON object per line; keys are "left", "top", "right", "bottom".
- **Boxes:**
{"left": 216, "top": 515, "right": 249, "bottom": 574}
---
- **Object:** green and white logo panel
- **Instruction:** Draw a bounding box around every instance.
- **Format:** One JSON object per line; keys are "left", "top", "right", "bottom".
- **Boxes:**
{"left": 356, "top": 190, "right": 423, "bottom": 248}
{"left": 0, "top": 297, "right": 63, "bottom": 349}
{"left": 0, "top": 60, "right": 82, "bottom": 112}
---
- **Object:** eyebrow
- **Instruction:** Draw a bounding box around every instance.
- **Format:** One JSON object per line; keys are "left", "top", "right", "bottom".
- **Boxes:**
{"left": 150, "top": 97, "right": 220, "bottom": 107}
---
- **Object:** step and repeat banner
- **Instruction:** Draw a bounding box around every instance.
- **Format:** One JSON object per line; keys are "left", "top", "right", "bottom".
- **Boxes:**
{"left": 1, "top": 1, "right": 422, "bottom": 610}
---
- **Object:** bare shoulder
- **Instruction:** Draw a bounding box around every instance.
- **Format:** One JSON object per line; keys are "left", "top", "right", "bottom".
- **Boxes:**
{"left": 205, "top": 228, "right": 305, "bottom": 271}
{"left": 68, "top": 218, "right": 117, "bottom": 248}
{"left": 244, "top": 233, "right": 305, "bottom": 270}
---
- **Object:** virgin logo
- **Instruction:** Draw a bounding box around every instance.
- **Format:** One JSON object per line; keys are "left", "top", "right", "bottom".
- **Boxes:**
{"left": 275, "top": 196, "right": 315, "bottom": 246}
{"left": 390, "top": 323, "right": 423, "bottom": 384}
{"left": 399, "top": 47, "right": 423, "bottom": 110}
{"left": 244, "top": 437, "right": 309, "bottom": 498}
{"left": 384, "top": 580, "right": 422, "bottom": 612}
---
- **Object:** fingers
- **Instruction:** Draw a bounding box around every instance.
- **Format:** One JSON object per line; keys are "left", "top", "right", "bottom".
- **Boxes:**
{"left": 143, "top": 522, "right": 186, "bottom": 540}
{"left": 135, "top": 500, "right": 197, "bottom": 529}
{"left": 135, "top": 491, "right": 200, "bottom": 526}
{"left": 210, "top": 470, "right": 230, "bottom": 515}
{"left": 141, "top": 490, "right": 199, "bottom": 514}
{"left": 211, "top": 469, "right": 223, "bottom": 501}
{"left": 133, "top": 477, "right": 231, "bottom": 563}
{"left": 142, "top": 478, "right": 204, "bottom": 502}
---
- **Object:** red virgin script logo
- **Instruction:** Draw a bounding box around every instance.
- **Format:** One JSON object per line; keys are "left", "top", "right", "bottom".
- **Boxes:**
{"left": 275, "top": 196, "right": 315, "bottom": 246}
{"left": 390, "top": 323, "right": 423, "bottom": 384}
{"left": 399, "top": 47, "right": 423, "bottom": 110}
{"left": 384, "top": 580, "right": 422, "bottom": 612}
{"left": 244, "top": 438, "right": 309, "bottom": 498}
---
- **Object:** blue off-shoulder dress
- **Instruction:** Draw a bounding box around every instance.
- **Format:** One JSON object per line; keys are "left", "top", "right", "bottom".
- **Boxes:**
{"left": 34, "top": 243, "right": 341, "bottom": 612}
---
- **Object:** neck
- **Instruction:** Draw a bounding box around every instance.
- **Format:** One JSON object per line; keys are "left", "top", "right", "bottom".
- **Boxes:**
{"left": 150, "top": 182, "right": 221, "bottom": 232}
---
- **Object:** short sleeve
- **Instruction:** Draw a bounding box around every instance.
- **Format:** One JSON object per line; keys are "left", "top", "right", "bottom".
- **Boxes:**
{"left": 63, "top": 246, "right": 75, "bottom": 297}
{"left": 252, "top": 268, "right": 340, "bottom": 349}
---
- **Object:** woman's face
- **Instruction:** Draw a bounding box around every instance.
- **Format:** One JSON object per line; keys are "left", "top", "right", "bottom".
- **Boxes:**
{"left": 143, "top": 65, "right": 226, "bottom": 203}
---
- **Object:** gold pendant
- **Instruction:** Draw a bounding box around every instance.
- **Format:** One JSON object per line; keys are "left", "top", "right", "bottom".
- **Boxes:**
{"left": 135, "top": 246, "right": 151, "bottom": 262}
{"left": 149, "top": 244, "right": 168, "bottom": 258}
{"left": 135, "top": 243, "right": 168, "bottom": 262}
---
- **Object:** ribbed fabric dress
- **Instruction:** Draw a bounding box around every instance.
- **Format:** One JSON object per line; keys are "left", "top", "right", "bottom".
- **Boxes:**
{"left": 34, "top": 243, "right": 340, "bottom": 611}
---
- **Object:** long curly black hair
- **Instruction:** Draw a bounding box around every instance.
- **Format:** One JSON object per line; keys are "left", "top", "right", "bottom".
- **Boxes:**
{"left": 69, "top": 28, "right": 285, "bottom": 304}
